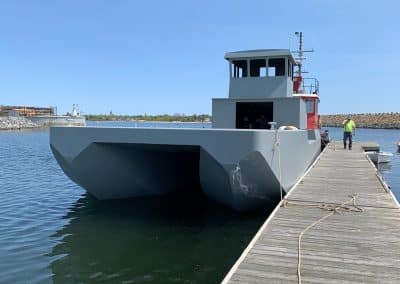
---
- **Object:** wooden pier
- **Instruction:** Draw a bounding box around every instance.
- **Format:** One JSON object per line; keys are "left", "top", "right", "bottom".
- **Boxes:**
{"left": 223, "top": 141, "right": 400, "bottom": 283}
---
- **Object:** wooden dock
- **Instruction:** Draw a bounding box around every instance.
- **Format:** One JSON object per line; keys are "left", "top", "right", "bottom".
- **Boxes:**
{"left": 223, "top": 141, "right": 400, "bottom": 283}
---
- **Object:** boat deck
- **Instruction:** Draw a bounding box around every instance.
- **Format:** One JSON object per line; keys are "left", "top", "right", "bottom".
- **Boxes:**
{"left": 223, "top": 141, "right": 400, "bottom": 283}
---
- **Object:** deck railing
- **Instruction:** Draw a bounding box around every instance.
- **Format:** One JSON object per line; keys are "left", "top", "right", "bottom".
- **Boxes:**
{"left": 295, "top": 77, "right": 319, "bottom": 94}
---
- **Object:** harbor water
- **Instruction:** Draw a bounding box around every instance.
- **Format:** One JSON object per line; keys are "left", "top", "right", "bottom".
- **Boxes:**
{"left": 0, "top": 122, "right": 399, "bottom": 283}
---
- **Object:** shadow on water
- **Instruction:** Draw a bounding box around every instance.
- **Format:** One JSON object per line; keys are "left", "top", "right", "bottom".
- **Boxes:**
{"left": 378, "top": 162, "right": 392, "bottom": 174}
{"left": 49, "top": 191, "right": 274, "bottom": 283}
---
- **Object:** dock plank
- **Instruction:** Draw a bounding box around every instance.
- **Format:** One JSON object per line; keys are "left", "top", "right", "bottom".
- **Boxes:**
{"left": 223, "top": 142, "right": 400, "bottom": 283}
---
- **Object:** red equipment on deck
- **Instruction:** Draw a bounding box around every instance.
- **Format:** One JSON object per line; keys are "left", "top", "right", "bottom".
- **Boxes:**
{"left": 293, "top": 76, "right": 302, "bottom": 94}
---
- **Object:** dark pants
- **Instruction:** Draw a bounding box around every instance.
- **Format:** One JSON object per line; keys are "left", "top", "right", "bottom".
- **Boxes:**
{"left": 343, "top": 132, "right": 352, "bottom": 149}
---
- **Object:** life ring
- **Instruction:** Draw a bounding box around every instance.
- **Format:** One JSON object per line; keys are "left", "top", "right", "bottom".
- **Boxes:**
{"left": 278, "top": 125, "right": 298, "bottom": 130}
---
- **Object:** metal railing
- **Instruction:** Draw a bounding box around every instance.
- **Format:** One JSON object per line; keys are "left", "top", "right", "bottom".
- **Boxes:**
{"left": 295, "top": 77, "right": 319, "bottom": 94}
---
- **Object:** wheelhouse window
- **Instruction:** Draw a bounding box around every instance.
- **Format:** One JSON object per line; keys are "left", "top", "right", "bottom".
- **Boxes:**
{"left": 250, "top": 59, "right": 267, "bottom": 77}
{"left": 268, "top": 58, "right": 285, "bottom": 77}
{"left": 232, "top": 60, "right": 248, "bottom": 78}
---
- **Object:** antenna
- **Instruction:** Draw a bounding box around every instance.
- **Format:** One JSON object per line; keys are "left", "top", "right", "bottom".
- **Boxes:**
{"left": 293, "top": 32, "right": 314, "bottom": 76}
{"left": 292, "top": 32, "right": 314, "bottom": 93}
{"left": 295, "top": 32, "right": 303, "bottom": 77}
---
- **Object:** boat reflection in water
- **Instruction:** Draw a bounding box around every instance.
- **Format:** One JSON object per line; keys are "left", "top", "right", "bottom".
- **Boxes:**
{"left": 49, "top": 192, "right": 271, "bottom": 283}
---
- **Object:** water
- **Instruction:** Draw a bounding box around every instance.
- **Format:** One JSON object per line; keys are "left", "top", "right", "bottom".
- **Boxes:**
{"left": 0, "top": 124, "right": 399, "bottom": 283}
{"left": 0, "top": 122, "right": 270, "bottom": 284}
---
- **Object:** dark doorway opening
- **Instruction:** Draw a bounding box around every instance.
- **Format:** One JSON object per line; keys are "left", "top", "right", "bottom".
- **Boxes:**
{"left": 236, "top": 102, "right": 274, "bottom": 129}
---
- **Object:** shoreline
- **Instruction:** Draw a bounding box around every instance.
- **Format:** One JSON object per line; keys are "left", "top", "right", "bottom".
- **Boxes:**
{"left": 320, "top": 124, "right": 400, "bottom": 129}
{"left": 89, "top": 120, "right": 209, "bottom": 123}
{"left": 320, "top": 113, "right": 400, "bottom": 130}
{"left": 0, "top": 117, "right": 41, "bottom": 130}
{"left": 2, "top": 113, "right": 400, "bottom": 130}
{"left": 0, "top": 116, "right": 84, "bottom": 131}
{"left": 91, "top": 120, "right": 400, "bottom": 129}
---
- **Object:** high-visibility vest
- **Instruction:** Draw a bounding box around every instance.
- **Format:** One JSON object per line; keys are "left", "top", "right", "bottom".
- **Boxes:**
{"left": 343, "top": 119, "right": 355, "bottom": 132}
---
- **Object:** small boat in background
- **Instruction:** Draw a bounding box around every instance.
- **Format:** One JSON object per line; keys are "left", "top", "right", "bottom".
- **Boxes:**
{"left": 365, "top": 151, "right": 393, "bottom": 164}
{"left": 397, "top": 141, "right": 400, "bottom": 153}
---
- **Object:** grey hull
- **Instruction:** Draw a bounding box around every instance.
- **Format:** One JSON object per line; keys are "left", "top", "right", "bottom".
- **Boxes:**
{"left": 50, "top": 127, "right": 320, "bottom": 210}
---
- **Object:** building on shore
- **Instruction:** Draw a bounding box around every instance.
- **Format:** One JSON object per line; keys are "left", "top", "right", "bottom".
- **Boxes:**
{"left": 0, "top": 105, "right": 85, "bottom": 127}
{"left": 0, "top": 105, "right": 56, "bottom": 117}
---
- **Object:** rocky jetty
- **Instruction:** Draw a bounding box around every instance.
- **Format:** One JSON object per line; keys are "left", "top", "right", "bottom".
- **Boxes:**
{"left": 0, "top": 117, "right": 40, "bottom": 130}
{"left": 320, "top": 113, "right": 400, "bottom": 129}
{"left": 2, "top": 113, "right": 399, "bottom": 130}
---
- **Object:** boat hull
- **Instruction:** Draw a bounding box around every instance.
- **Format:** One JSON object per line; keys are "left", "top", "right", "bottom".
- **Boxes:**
{"left": 365, "top": 151, "right": 393, "bottom": 164}
{"left": 50, "top": 127, "right": 321, "bottom": 210}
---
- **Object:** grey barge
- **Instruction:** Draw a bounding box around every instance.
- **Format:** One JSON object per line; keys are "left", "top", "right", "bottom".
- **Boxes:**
{"left": 50, "top": 47, "right": 321, "bottom": 211}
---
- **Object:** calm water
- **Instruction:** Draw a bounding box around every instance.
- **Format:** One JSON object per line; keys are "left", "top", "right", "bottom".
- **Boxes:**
{"left": 0, "top": 123, "right": 399, "bottom": 283}
{"left": 0, "top": 122, "right": 270, "bottom": 284}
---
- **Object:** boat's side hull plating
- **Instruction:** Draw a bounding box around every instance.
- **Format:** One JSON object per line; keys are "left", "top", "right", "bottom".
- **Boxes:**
{"left": 50, "top": 127, "right": 320, "bottom": 210}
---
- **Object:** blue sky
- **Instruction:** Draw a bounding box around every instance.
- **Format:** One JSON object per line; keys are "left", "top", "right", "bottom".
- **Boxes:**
{"left": 0, "top": 0, "right": 398, "bottom": 115}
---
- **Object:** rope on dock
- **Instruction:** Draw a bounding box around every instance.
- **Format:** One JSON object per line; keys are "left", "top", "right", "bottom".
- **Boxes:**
{"left": 283, "top": 194, "right": 364, "bottom": 284}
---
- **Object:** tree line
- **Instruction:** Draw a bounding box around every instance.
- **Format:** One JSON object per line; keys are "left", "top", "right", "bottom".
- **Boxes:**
{"left": 85, "top": 114, "right": 211, "bottom": 122}
{"left": 85, "top": 112, "right": 400, "bottom": 129}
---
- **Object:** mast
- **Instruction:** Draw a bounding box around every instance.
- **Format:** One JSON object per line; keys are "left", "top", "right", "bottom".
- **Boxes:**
{"left": 295, "top": 32, "right": 303, "bottom": 78}
{"left": 293, "top": 32, "right": 313, "bottom": 93}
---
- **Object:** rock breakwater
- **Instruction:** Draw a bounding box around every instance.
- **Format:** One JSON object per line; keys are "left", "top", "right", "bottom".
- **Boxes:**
{"left": 0, "top": 117, "right": 40, "bottom": 130}
{"left": 320, "top": 113, "right": 400, "bottom": 129}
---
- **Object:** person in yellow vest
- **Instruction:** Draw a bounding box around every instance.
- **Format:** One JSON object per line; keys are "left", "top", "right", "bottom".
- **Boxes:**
{"left": 343, "top": 116, "right": 356, "bottom": 150}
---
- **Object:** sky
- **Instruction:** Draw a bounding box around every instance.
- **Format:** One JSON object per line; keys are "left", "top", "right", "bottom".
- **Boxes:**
{"left": 0, "top": 0, "right": 398, "bottom": 115}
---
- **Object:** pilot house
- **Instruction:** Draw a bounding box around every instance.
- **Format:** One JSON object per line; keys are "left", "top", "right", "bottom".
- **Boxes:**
{"left": 212, "top": 49, "right": 319, "bottom": 130}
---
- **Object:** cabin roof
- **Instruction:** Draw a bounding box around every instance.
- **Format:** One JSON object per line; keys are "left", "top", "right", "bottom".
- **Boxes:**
{"left": 224, "top": 49, "right": 295, "bottom": 62}
{"left": 292, "top": 94, "right": 319, "bottom": 98}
